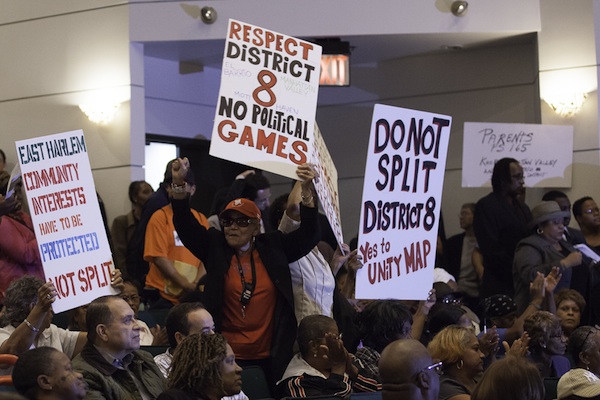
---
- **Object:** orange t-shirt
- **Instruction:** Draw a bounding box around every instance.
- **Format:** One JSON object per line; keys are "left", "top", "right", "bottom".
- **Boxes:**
{"left": 222, "top": 250, "right": 275, "bottom": 360}
{"left": 144, "top": 205, "right": 208, "bottom": 304}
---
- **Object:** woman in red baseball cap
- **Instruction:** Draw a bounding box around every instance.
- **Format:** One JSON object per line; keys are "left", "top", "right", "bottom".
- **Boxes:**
{"left": 169, "top": 157, "right": 320, "bottom": 389}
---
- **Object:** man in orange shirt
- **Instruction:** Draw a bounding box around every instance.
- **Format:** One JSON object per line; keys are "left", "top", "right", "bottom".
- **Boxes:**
{"left": 144, "top": 168, "right": 208, "bottom": 308}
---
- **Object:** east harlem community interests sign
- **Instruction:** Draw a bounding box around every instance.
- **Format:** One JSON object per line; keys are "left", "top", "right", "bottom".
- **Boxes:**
{"left": 209, "top": 19, "right": 322, "bottom": 180}
{"left": 356, "top": 105, "right": 451, "bottom": 300}
{"left": 16, "top": 130, "right": 118, "bottom": 313}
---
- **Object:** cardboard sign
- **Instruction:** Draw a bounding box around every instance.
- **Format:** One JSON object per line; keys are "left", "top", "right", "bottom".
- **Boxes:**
{"left": 356, "top": 105, "right": 451, "bottom": 300}
{"left": 310, "top": 123, "right": 344, "bottom": 249}
{"left": 210, "top": 19, "right": 322, "bottom": 179}
{"left": 462, "top": 122, "right": 573, "bottom": 187}
{"left": 15, "top": 130, "right": 117, "bottom": 313}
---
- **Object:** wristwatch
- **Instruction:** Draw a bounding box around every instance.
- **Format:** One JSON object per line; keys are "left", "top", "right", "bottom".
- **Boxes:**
{"left": 171, "top": 182, "right": 187, "bottom": 194}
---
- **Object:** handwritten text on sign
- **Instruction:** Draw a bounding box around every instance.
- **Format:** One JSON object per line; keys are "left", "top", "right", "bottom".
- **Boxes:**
{"left": 16, "top": 130, "right": 117, "bottom": 313}
{"left": 210, "top": 19, "right": 322, "bottom": 179}
{"left": 356, "top": 105, "right": 451, "bottom": 300}
{"left": 311, "top": 124, "right": 344, "bottom": 249}
{"left": 462, "top": 122, "right": 573, "bottom": 188}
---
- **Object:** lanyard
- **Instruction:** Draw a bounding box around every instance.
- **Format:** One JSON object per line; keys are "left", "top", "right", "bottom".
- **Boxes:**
{"left": 235, "top": 249, "right": 256, "bottom": 318}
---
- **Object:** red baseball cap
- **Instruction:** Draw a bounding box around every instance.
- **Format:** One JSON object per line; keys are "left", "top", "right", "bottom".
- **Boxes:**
{"left": 220, "top": 198, "right": 261, "bottom": 219}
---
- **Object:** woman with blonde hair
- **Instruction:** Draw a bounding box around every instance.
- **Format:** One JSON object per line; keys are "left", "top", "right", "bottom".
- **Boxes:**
{"left": 427, "top": 325, "right": 484, "bottom": 400}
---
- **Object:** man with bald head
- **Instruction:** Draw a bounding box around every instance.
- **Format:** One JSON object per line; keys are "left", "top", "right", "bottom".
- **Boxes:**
{"left": 379, "top": 339, "right": 440, "bottom": 400}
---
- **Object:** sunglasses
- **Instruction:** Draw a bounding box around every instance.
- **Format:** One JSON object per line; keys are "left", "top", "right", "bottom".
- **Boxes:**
{"left": 221, "top": 217, "right": 254, "bottom": 228}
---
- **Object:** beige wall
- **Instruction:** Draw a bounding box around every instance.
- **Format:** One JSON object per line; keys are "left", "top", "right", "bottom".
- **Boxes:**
{"left": 0, "top": 3, "right": 140, "bottom": 222}
{"left": 2, "top": 0, "right": 599, "bottom": 247}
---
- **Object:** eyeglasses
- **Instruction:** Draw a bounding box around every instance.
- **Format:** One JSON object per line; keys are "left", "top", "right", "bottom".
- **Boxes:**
{"left": 583, "top": 208, "right": 600, "bottom": 215}
{"left": 421, "top": 361, "right": 443, "bottom": 375}
{"left": 221, "top": 217, "right": 254, "bottom": 228}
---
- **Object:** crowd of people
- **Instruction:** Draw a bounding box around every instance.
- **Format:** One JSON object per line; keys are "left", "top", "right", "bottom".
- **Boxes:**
{"left": 1, "top": 154, "right": 600, "bottom": 400}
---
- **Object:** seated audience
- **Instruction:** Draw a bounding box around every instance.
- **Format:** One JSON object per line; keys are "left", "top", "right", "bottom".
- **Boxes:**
{"left": 12, "top": 346, "right": 87, "bottom": 400}
{"left": 276, "top": 314, "right": 380, "bottom": 398}
{"left": 120, "top": 280, "right": 167, "bottom": 345}
{"left": 353, "top": 300, "right": 414, "bottom": 386}
{"left": 513, "top": 201, "right": 586, "bottom": 314}
{"left": 471, "top": 355, "right": 544, "bottom": 400}
{"left": 524, "top": 310, "right": 570, "bottom": 378}
{"left": 110, "top": 180, "right": 154, "bottom": 273}
{"left": 154, "top": 302, "right": 215, "bottom": 378}
{"left": 72, "top": 295, "right": 165, "bottom": 399}
{"left": 556, "top": 289, "right": 586, "bottom": 336}
{"left": 170, "top": 158, "right": 321, "bottom": 385}
{"left": 0, "top": 273, "right": 123, "bottom": 373}
{"left": 427, "top": 325, "right": 485, "bottom": 400}
{"left": 480, "top": 270, "right": 559, "bottom": 356}
{"left": 559, "top": 325, "right": 600, "bottom": 399}
{"left": 0, "top": 173, "right": 44, "bottom": 304}
{"left": 157, "top": 333, "right": 242, "bottom": 400}
{"left": 378, "top": 338, "right": 441, "bottom": 400}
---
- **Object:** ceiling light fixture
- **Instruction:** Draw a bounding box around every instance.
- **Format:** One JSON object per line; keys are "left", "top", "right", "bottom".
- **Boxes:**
{"left": 79, "top": 102, "right": 121, "bottom": 125}
{"left": 451, "top": 1, "right": 468, "bottom": 16}
{"left": 543, "top": 92, "right": 588, "bottom": 118}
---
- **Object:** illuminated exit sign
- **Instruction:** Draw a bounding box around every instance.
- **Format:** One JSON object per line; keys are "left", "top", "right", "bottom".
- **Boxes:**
{"left": 319, "top": 54, "right": 350, "bottom": 86}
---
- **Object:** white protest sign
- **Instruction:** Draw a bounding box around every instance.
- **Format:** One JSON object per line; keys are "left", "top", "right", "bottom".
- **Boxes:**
{"left": 210, "top": 19, "right": 322, "bottom": 179}
{"left": 356, "top": 105, "right": 451, "bottom": 300}
{"left": 462, "top": 122, "right": 573, "bottom": 187}
{"left": 310, "top": 123, "right": 344, "bottom": 249}
{"left": 15, "top": 130, "right": 117, "bottom": 313}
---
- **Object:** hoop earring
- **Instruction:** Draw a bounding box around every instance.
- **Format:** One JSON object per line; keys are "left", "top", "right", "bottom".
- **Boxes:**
{"left": 457, "top": 360, "right": 464, "bottom": 369}
{"left": 537, "top": 228, "right": 544, "bottom": 235}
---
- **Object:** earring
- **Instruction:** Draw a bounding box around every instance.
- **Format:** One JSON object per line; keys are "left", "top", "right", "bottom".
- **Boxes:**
{"left": 457, "top": 360, "right": 464, "bottom": 369}
{"left": 313, "top": 352, "right": 317, "bottom": 358}
{"left": 537, "top": 228, "right": 544, "bottom": 235}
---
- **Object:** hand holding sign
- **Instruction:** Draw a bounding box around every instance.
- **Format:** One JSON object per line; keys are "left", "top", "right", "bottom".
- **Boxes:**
{"left": 296, "top": 163, "right": 317, "bottom": 208}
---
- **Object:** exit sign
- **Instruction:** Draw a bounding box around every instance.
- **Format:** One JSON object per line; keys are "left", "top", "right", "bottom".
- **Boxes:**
{"left": 319, "top": 54, "right": 350, "bottom": 86}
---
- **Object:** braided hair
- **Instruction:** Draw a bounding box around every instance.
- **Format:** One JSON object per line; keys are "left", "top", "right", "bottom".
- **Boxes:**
{"left": 168, "top": 333, "right": 228, "bottom": 395}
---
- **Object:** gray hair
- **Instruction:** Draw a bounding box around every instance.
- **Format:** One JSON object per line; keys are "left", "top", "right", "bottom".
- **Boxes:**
{"left": 0, "top": 276, "right": 44, "bottom": 328}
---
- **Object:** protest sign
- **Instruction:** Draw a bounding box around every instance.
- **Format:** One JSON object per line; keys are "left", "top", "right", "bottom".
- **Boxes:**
{"left": 356, "top": 105, "right": 451, "bottom": 300}
{"left": 310, "top": 123, "right": 344, "bottom": 249}
{"left": 462, "top": 122, "right": 573, "bottom": 188}
{"left": 15, "top": 130, "right": 117, "bottom": 313}
{"left": 210, "top": 19, "right": 322, "bottom": 179}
